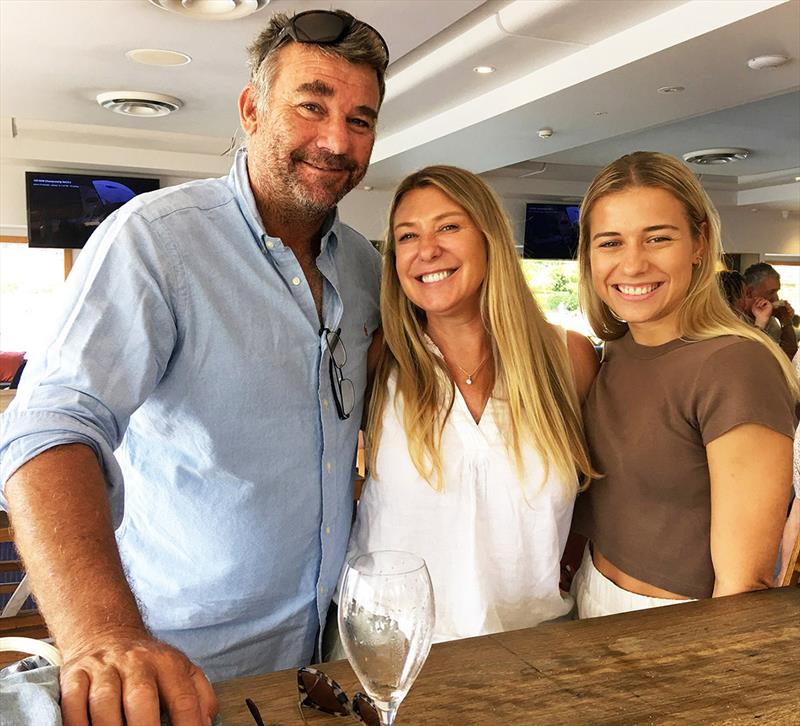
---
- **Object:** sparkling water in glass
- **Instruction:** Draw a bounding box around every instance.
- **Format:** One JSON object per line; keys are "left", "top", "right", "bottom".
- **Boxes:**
{"left": 338, "top": 551, "right": 435, "bottom": 726}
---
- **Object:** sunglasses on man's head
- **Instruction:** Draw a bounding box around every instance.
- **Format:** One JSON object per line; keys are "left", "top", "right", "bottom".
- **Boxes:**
{"left": 267, "top": 10, "right": 389, "bottom": 68}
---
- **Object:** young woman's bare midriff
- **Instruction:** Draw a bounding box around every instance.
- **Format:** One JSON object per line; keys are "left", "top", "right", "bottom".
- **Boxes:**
{"left": 593, "top": 546, "right": 693, "bottom": 600}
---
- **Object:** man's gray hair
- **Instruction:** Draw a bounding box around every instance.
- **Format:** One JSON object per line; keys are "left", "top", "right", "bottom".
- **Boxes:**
{"left": 247, "top": 10, "right": 388, "bottom": 113}
{"left": 743, "top": 262, "right": 779, "bottom": 287}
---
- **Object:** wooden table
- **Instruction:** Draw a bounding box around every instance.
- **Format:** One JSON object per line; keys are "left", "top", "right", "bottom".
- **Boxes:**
{"left": 216, "top": 587, "right": 799, "bottom": 724}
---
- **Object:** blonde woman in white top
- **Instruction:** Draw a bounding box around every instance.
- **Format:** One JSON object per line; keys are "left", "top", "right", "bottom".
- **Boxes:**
{"left": 337, "top": 166, "right": 599, "bottom": 646}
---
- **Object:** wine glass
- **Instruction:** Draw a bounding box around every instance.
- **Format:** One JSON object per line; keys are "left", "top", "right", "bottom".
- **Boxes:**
{"left": 338, "top": 550, "right": 435, "bottom": 726}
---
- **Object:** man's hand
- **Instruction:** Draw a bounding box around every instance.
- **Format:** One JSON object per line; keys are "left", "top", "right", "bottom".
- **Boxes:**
{"left": 60, "top": 629, "right": 218, "bottom": 726}
{"left": 5, "top": 445, "right": 218, "bottom": 726}
{"left": 750, "top": 297, "right": 773, "bottom": 329}
{"left": 773, "top": 300, "right": 798, "bottom": 359}
{"left": 772, "top": 300, "right": 795, "bottom": 326}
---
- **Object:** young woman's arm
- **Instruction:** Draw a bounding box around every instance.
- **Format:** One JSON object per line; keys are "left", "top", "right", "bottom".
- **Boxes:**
{"left": 560, "top": 331, "right": 599, "bottom": 590}
{"left": 566, "top": 330, "right": 600, "bottom": 404}
{"left": 706, "top": 423, "right": 792, "bottom": 596}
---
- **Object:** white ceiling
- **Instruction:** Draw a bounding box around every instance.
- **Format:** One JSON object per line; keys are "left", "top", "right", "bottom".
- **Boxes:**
{"left": 1, "top": 0, "right": 799, "bottom": 214}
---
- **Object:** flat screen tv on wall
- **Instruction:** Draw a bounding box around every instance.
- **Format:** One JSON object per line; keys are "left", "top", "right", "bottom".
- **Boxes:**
{"left": 26, "top": 171, "right": 160, "bottom": 249}
{"left": 523, "top": 202, "right": 581, "bottom": 260}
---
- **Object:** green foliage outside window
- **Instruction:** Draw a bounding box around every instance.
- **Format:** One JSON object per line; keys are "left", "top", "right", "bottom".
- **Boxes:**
{"left": 520, "top": 259, "right": 579, "bottom": 312}
{"left": 519, "top": 258, "right": 595, "bottom": 339}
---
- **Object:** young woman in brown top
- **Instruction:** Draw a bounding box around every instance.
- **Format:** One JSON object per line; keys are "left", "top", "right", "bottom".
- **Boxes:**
{"left": 571, "top": 151, "right": 799, "bottom": 616}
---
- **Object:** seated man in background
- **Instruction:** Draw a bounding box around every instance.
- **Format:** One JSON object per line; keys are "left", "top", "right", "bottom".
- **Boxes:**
{"left": 719, "top": 270, "right": 772, "bottom": 329}
{"left": 0, "top": 8, "right": 387, "bottom": 725}
{"left": 743, "top": 262, "right": 798, "bottom": 359}
{"left": 719, "top": 270, "right": 800, "bottom": 583}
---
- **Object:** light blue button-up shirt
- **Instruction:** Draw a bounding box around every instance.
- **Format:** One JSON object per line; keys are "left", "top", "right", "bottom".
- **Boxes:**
{"left": 0, "top": 150, "right": 381, "bottom": 681}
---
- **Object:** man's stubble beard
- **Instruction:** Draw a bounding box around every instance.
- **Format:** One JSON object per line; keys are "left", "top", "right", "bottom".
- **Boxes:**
{"left": 257, "top": 139, "right": 368, "bottom": 225}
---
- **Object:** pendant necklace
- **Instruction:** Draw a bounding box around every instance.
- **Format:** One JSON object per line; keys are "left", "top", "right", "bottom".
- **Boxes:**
{"left": 451, "top": 351, "right": 490, "bottom": 385}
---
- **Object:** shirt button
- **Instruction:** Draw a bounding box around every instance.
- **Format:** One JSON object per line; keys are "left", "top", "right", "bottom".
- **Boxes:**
{"left": 319, "top": 585, "right": 326, "bottom": 594}
{"left": 326, "top": 462, "right": 332, "bottom": 473}
{"left": 325, "top": 526, "right": 331, "bottom": 535}
{"left": 291, "top": 276, "right": 301, "bottom": 286}
{"left": 322, "top": 399, "right": 329, "bottom": 409}
{"left": 266, "top": 241, "right": 274, "bottom": 250}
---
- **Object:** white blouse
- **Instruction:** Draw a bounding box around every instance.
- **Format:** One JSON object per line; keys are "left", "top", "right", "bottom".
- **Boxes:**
{"left": 345, "top": 333, "right": 577, "bottom": 644}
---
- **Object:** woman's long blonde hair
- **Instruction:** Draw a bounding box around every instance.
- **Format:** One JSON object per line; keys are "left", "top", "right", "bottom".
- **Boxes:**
{"left": 367, "top": 165, "right": 597, "bottom": 491}
{"left": 577, "top": 151, "right": 799, "bottom": 398}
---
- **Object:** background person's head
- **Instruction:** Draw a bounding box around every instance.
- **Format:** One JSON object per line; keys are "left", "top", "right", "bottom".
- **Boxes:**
{"left": 718, "top": 270, "right": 749, "bottom": 314}
{"left": 743, "top": 262, "right": 781, "bottom": 303}
{"left": 577, "top": 151, "right": 724, "bottom": 341}
{"left": 240, "top": 10, "right": 388, "bottom": 221}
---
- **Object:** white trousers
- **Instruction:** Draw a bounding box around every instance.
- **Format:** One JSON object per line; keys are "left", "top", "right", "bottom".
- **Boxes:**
{"left": 573, "top": 546, "right": 695, "bottom": 618}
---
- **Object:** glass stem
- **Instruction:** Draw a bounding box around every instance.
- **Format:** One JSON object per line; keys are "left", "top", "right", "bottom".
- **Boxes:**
{"left": 378, "top": 706, "right": 396, "bottom": 726}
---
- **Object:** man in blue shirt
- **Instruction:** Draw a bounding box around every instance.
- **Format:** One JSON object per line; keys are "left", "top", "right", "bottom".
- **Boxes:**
{"left": 0, "top": 9, "right": 388, "bottom": 725}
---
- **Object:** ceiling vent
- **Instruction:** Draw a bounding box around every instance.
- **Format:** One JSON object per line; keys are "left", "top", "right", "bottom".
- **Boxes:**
{"left": 682, "top": 148, "right": 750, "bottom": 165}
{"left": 148, "top": 0, "right": 270, "bottom": 20}
{"left": 96, "top": 91, "right": 183, "bottom": 117}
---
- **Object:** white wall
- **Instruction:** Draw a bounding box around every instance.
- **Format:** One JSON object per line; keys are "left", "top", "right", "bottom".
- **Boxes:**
{"left": 1, "top": 164, "right": 27, "bottom": 232}
{"left": 713, "top": 206, "right": 800, "bottom": 256}
{"left": 337, "top": 189, "right": 393, "bottom": 242}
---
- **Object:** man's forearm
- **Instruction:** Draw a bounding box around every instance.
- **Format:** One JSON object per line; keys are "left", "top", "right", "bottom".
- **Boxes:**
{"left": 5, "top": 443, "right": 147, "bottom": 653}
{"left": 778, "top": 323, "right": 798, "bottom": 359}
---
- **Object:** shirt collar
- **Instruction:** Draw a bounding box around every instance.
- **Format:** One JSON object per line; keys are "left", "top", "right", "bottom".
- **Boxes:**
{"left": 229, "top": 148, "right": 266, "bottom": 243}
{"left": 229, "top": 148, "right": 342, "bottom": 254}
{"left": 319, "top": 209, "right": 341, "bottom": 255}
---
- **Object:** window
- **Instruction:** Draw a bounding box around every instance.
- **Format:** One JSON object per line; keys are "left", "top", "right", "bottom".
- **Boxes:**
{"left": 772, "top": 264, "right": 800, "bottom": 313}
{"left": 520, "top": 259, "right": 596, "bottom": 340}
{"left": 0, "top": 243, "right": 66, "bottom": 353}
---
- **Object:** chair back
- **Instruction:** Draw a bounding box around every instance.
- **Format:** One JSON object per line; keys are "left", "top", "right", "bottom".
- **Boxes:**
{"left": 780, "top": 525, "right": 800, "bottom": 587}
{"left": 0, "top": 513, "right": 50, "bottom": 668}
{"left": 0, "top": 352, "right": 25, "bottom": 388}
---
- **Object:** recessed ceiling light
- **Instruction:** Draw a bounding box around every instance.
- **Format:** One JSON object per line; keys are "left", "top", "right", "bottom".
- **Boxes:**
{"left": 682, "top": 148, "right": 750, "bottom": 165}
{"left": 747, "top": 54, "right": 790, "bottom": 70}
{"left": 126, "top": 49, "right": 191, "bottom": 66}
{"left": 593, "top": 111, "right": 607, "bottom": 116}
{"left": 97, "top": 91, "right": 183, "bottom": 117}
{"left": 657, "top": 85, "right": 685, "bottom": 94}
{"left": 147, "top": 0, "right": 269, "bottom": 20}
{"left": 795, "top": 176, "right": 800, "bottom": 181}
{"left": 473, "top": 65, "right": 496, "bottom": 74}
{"left": 363, "top": 185, "right": 373, "bottom": 191}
